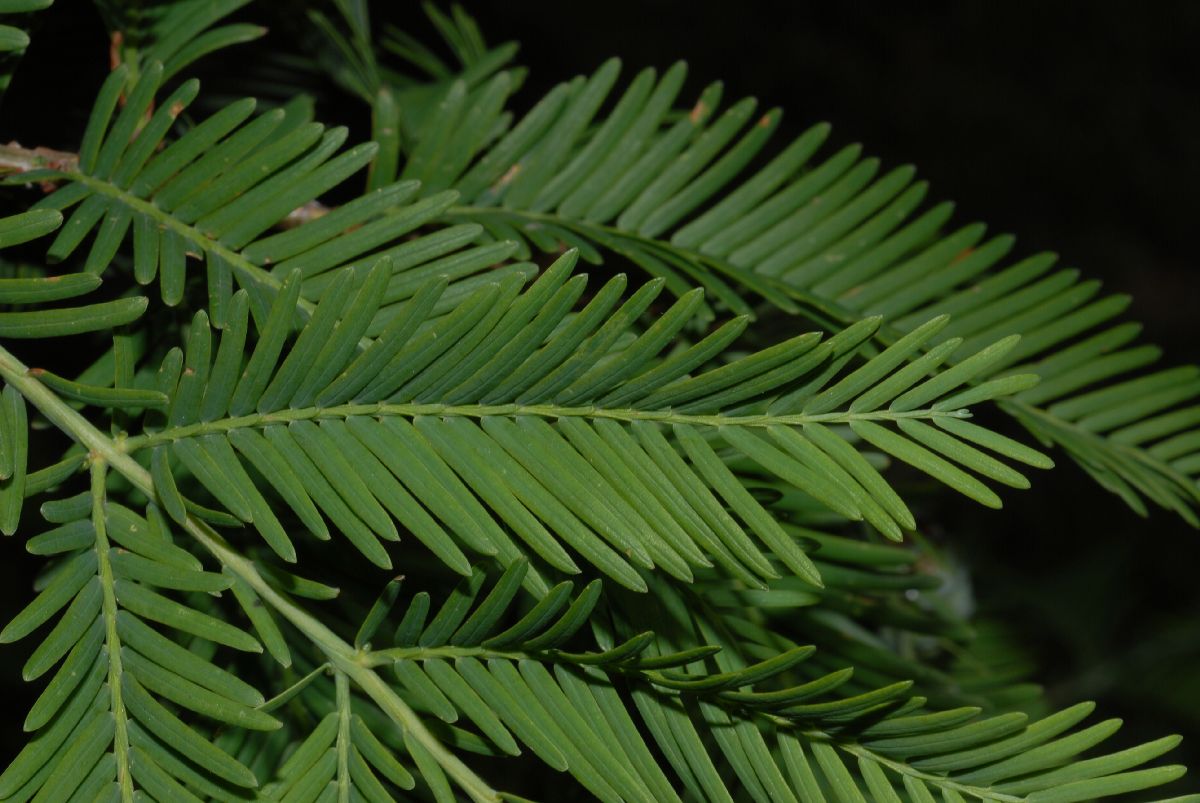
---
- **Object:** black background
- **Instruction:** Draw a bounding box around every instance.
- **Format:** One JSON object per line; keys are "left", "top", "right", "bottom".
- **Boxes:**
{"left": 2, "top": 0, "right": 1198, "bottom": 793}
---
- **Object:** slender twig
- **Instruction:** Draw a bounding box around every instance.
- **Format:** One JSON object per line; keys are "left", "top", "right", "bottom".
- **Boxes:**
{"left": 335, "top": 670, "right": 353, "bottom": 803}
{"left": 119, "top": 399, "right": 971, "bottom": 454}
{"left": 0, "top": 141, "right": 330, "bottom": 228}
{"left": 91, "top": 460, "right": 136, "bottom": 803}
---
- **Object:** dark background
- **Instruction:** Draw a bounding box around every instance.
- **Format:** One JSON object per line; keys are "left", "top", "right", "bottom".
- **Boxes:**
{"left": 2, "top": 0, "right": 1198, "bottom": 792}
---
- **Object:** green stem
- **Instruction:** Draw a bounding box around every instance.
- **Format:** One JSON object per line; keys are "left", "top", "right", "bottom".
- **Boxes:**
{"left": 450, "top": 204, "right": 865, "bottom": 331}
{"left": 362, "top": 645, "right": 523, "bottom": 669}
{"left": 446, "top": 204, "right": 834, "bottom": 320}
{"left": 335, "top": 670, "right": 352, "bottom": 803}
{"left": 91, "top": 461, "right": 134, "bottom": 803}
{"left": 814, "top": 730, "right": 1023, "bottom": 803}
{"left": 0, "top": 344, "right": 500, "bottom": 803}
{"left": 121, "top": 400, "right": 970, "bottom": 453}
{"left": 67, "top": 171, "right": 301, "bottom": 304}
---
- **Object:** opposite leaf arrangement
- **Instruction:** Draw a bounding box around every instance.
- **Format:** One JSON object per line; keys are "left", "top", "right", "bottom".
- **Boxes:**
{"left": 0, "top": 2, "right": 1196, "bottom": 802}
